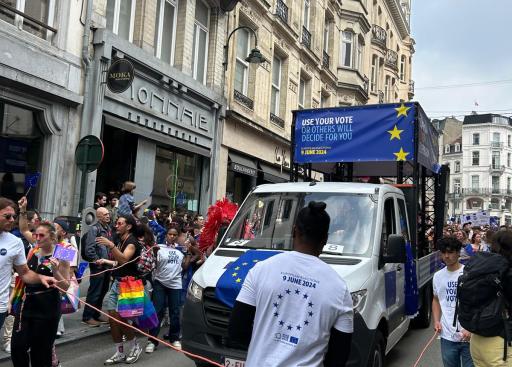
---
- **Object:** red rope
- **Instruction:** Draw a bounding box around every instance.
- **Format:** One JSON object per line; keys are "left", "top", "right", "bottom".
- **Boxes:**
{"left": 53, "top": 284, "right": 223, "bottom": 367}
{"left": 412, "top": 331, "right": 438, "bottom": 367}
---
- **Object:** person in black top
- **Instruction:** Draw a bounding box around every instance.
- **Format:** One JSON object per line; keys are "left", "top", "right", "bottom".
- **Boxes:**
{"left": 96, "top": 215, "right": 142, "bottom": 365}
{"left": 11, "top": 222, "right": 71, "bottom": 367}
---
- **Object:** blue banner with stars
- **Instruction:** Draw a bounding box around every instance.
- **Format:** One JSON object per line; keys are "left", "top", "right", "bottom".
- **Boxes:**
{"left": 294, "top": 103, "right": 416, "bottom": 164}
{"left": 215, "top": 250, "right": 281, "bottom": 308}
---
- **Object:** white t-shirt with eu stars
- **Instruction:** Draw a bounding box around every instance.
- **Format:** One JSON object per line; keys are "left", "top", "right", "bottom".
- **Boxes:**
{"left": 236, "top": 251, "right": 353, "bottom": 367}
{"left": 0, "top": 232, "right": 27, "bottom": 313}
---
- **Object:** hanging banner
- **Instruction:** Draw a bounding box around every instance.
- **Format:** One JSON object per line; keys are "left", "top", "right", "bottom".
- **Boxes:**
{"left": 293, "top": 103, "right": 416, "bottom": 164}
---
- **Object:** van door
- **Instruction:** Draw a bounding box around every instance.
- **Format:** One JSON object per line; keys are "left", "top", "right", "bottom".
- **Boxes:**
{"left": 380, "top": 195, "right": 404, "bottom": 332}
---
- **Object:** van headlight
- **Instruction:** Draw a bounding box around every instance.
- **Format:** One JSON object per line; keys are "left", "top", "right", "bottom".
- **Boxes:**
{"left": 351, "top": 290, "right": 367, "bottom": 313}
{"left": 187, "top": 280, "right": 204, "bottom": 302}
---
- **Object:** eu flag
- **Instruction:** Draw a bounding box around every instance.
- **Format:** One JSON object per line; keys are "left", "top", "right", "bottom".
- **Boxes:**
{"left": 294, "top": 103, "right": 416, "bottom": 163}
{"left": 215, "top": 250, "right": 281, "bottom": 308}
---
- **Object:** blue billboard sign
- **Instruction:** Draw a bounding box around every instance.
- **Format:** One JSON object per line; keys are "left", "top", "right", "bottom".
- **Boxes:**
{"left": 293, "top": 103, "right": 416, "bottom": 164}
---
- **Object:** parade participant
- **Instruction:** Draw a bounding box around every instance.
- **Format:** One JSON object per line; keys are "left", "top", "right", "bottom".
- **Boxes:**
{"left": 468, "top": 230, "right": 512, "bottom": 366}
{"left": 11, "top": 221, "right": 70, "bottom": 367}
{"left": 96, "top": 215, "right": 143, "bottom": 365}
{"left": 432, "top": 237, "right": 473, "bottom": 367}
{"left": 94, "top": 192, "right": 108, "bottom": 210}
{"left": 145, "top": 209, "right": 165, "bottom": 244}
{"left": 106, "top": 195, "right": 119, "bottom": 225}
{"left": 118, "top": 182, "right": 147, "bottom": 217}
{"left": 145, "top": 227, "right": 192, "bottom": 353}
{"left": 1, "top": 197, "right": 55, "bottom": 330}
{"left": 82, "top": 207, "right": 113, "bottom": 327}
{"left": 228, "top": 201, "right": 353, "bottom": 367}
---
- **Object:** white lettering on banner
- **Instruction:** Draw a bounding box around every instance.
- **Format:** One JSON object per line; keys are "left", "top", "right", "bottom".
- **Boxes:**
{"left": 300, "top": 116, "right": 354, "bottom": 145}
{"left": 129, "top": 84, "right": 211, "bottom": 133}
{"left": 301, "top": 116, "right": 354, "bottom": 126}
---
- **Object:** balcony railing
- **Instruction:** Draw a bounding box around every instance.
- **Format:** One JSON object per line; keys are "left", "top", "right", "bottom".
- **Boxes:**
{"left": 491, "top": 141, "right": 504, "bottom": 148}
{"left": 455, "top": 187, "right": 512, "bottom": 196}
{"left": 322, "top": 51, "right": 330, "bottom": 69}
{"left": 409, "top": 80, "right": 415, "bottom": 95}
{"left": 234, "top": 90, "right": 254, "bottom": 110}
{"left": 378, "top": 90, "right": 384, "bottom": 104}
{"left": 371, "top": 24, "right": 387, "bottom": 48}
{"left": 363, "top": 75, "right": 369, "bottom": 94}
{"left": 275, "top": 0, "right": 288, "bottom": 24}
{"left": 270, "top": 113, "right": 285, "bottom": 128}
{"left": 385, "top": 50, "right": 398, "bottom": 70}
{"left": 490, "top": 165, "right": 506, "bottom": 174}
{"left": 0, "top": 2, "right": 57, "bottom": 39}
{"left": 301, "top": 26, "right": 311, "bottom": 49}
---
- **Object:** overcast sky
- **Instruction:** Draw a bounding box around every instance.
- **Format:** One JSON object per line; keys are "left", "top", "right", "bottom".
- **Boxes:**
{"left": 411, "top": 1, "right": 512, "bottom": 120}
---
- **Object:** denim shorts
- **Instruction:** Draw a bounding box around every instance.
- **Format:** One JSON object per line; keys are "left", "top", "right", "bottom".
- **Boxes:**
{"left": 105, "top": 279, "right": 120, "bottom": 311}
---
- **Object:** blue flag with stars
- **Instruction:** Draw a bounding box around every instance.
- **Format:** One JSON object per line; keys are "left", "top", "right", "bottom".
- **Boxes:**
{"left": 294, "top": 103, "right": 416, "bottom": 163}
{"left": 215, "top": 250, "right": 281, "bottom": 308}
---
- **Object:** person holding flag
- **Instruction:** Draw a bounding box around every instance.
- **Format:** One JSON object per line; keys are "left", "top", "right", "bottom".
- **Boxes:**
{"left": 228, "top": 201, "right": 354, "bottom": 367}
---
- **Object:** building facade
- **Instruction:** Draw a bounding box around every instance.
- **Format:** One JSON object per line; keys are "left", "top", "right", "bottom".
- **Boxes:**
{"left": 78, "top": 0, "right": 228, "bottom": 215}
{"left": 218, "top": 0, "right": 415, "bottom": 204}
{"left": 0, "top": 1, "right": 83, "bottom": 218}
{"left": 439, "top": 114, "right": 512, "bottom": 225}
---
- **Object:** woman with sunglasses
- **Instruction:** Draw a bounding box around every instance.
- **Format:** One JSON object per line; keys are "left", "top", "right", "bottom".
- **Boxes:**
{"left": 11, "top": 204, "right": 71, "bottom": 367}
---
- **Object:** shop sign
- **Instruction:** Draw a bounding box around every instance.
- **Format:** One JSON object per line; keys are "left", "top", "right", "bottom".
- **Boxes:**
{"left": 231, "top": 163, "right": 257, "bottom": 177}
{"left": 107, "top": 59, "right": 135, "bottom": 93}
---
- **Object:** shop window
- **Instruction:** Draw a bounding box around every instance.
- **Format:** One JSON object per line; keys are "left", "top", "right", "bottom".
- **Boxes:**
{"left": 152, "top": 147, "right": 201, "bottom": 213}
{"left": 154, "top": 0, "right": 178, "bottom": 64}
{"left": 192, "top": 0, "right": 209, "bottom": 84}
{"left": 106, "top": 0, "right": 136, "bottom": 42}
{"left": 0, "top": 102, "right": 43, "bottom": 203}
{"left": 0, "top": 0, "right": 56, "bottom": 40}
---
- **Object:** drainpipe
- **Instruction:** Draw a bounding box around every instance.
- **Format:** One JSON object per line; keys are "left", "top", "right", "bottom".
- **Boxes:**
{"left": 75, "top": 0, "right": 93, "bottom": 215}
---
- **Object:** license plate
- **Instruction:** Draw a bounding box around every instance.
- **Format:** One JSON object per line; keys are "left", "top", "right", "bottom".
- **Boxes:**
{"left": 224, "top": 357, "right": 245, "bottom": 367}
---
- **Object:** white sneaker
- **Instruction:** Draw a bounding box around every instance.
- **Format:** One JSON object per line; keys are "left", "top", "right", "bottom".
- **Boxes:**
{"left": 4, "top": 343, "right": 10, "bottom": 354}
{"left": 125, "top": 344, "right": 142, "bottom": 364}
{"left": 104, "top": 352, "right": 126, "bottom": 365}
{"left": 170, "top": 341, "right": 182, "bottom": 350}
{"left": 145, "top": 341, "right": 156, "bottom": 354}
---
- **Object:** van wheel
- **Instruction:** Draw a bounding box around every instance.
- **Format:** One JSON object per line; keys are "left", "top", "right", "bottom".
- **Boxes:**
{"left": 412, "top": 285, "right": 432, "bottom": 329}
{"left": 367, "top": 330, "right": 385, "bottom": 367}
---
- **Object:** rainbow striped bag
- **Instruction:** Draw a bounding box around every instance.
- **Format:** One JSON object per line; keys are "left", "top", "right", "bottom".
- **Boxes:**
{"left": 134, "top": 293, "right": 159, "bottom": 330}
{"left": 117, "top": 276, "right": 144, "bottom": 318}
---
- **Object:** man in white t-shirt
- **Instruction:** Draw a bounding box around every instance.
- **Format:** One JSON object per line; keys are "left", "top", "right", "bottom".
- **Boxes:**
{"left": 229, "top": 201, "right": 354, "bottom": 367}
{"left": 0, "top": 197, "right": 55, "bottom": 329}
{"left": 433, "top": 237, "right": 474, "bottom": 367}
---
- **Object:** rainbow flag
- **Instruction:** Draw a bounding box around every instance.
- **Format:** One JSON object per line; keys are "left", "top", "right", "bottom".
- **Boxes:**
{"left": 10, "top": 247, "right": 39, "bottom": 315}
{"left": 117, "top": 277, "right": 144, "bottom": 318}
{"left": 134, "top": 294, "right": 159, "bottom": 330}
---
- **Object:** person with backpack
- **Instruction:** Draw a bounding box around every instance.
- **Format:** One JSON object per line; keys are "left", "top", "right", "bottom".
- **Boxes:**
{"left": 432, "top": 237, "right": 474, "bottom": 367}
{"left": 81, "top": 207, "right": 113, "bottom": 327}
{"left": 459, "top": 230, "right": 512, "bottom": 366}
{"left": 144, "top": 227, "right": 193, "bottom": 353}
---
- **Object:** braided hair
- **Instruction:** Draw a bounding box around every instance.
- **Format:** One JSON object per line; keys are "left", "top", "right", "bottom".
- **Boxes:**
{"left": 295, "top": 201, "right": 330, "bottom": 247}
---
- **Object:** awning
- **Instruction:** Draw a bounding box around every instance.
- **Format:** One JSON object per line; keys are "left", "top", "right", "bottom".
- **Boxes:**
{"left": 229, "top": 152, "right": 258, "bottom": 177}
{"left": 259, "top": 162, "right": 289, "bottom": 183}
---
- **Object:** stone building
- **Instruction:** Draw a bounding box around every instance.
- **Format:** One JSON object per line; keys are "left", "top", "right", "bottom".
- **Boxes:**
{"left": 438, "top": 114, "right": 512, "bottom": 225}
{"left": 0, "top": 1, "right": 83, "bottom": 217}
{"left": 218, "top": 0, "right": 415, "bottom": 203}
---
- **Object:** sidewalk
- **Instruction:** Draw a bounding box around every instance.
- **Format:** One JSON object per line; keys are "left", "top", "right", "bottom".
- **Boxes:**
{"left": 0, "top": 270, "right": 111, "bottom": 362}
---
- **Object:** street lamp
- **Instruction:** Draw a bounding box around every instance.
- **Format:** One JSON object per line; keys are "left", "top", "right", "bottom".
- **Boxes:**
{"left": 223, "top": 26, "right": 267, "bottom": 71}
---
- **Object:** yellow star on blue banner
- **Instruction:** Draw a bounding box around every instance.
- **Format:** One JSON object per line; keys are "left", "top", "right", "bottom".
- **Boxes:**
{"left": 395, "top": 103, "right": 411, "bottom": 118}
{"left": 394, "top": 147, "right": 410, "bottom": 161}
{"left": 387, "top": 125, "right": 403, "bottom": 140}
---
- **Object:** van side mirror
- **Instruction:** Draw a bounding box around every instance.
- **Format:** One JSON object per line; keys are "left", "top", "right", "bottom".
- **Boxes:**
{"left": 383, "top": 234, "right": 406, "bottom": 264}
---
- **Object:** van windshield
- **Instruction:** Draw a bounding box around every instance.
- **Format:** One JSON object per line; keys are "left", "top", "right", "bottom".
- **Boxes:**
{"left": 220, "top": 192, "right": 377, "bottom": 257}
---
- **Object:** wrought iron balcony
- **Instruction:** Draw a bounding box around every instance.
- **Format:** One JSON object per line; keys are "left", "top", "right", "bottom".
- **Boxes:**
{"left": 371, "top": 24, "right": 387, "bottom": 48}
{"left": 234, "top": 90, "right": 254, "bottom": 110}
{"left": 275, "top": 0, "right": 288, "bottom": 24}
{"left": 322, "top": 51, "right": 330, "bottom": 69}
{"left": 385, "top": 49, "right": 398, "bottom": 70}
{"left": 491, "top": 141, "right": 504, "bottom": 148}
{"left": 378, "top": 90, "right": 384, "bottom": 104}
{"left": 490, "top": 165, "right": 506, "bottom": 174}
{"left": 409, "top": 80, "right": 415, "bottom": 95}
{"left": 270, "top": 113, "right": 285, "bottom": 128}
{"left": 301, "top": 26, "right": 311, "bottom": 49}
